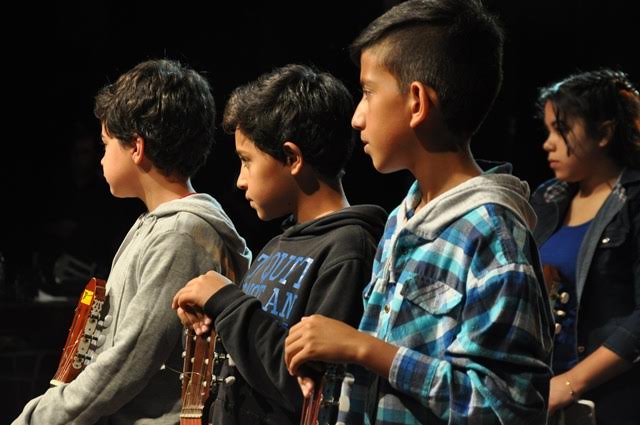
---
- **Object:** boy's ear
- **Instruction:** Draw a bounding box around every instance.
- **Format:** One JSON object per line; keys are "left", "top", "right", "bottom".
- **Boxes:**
{"left": 131, "top": 135, "right": 145, "bottom": 165}
{"left": 408, "top": 81, "right": 439, "bottom": 129}
{"left": 282, "top": 141, "right": 304, "bottom": 174}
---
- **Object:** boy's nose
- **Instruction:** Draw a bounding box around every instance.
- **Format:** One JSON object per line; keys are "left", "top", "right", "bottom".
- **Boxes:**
{"left": 351, "top": 108, "right": 364, "bottom": 130}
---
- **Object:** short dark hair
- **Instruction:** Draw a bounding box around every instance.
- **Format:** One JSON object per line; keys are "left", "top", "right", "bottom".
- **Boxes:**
{"left": 350, "top": 0, "right": 504, "bottom": 146}
{"left": 538, "top": 69, "right": 640, "bottom": 169}
{"left": 222, "top": 64, "right": 354, "bottom": 180}
{"left": 94, "top": 59, "right": 216, "bottom": 178}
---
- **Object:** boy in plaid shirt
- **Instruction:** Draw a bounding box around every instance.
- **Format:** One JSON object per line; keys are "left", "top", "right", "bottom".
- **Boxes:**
{"left": 285, "top": 1, "right": 554, "bottom": 423}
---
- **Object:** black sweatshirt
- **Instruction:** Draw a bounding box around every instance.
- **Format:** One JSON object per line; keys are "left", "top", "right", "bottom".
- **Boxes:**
{"left": 204, "top": 205, "right": 387, "bottom": 425}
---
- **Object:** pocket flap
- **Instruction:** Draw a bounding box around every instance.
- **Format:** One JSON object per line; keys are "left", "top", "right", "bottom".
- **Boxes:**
{"left": 401, "top": 276, "right": 463, "bottom": 315}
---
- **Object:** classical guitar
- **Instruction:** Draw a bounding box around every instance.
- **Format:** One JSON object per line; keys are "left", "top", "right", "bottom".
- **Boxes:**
{"left": 300, "top": 364, "right": 346, "bottom": 425}
{"left": 542, "top": 265, "right": 597, "bottom": 425}
{"left": 180, "top": 260, "right": 239, "bottom": 425}
{"left": 50, "top": 277, "right": 107, "bottom": 385}
{"left": 180, "top": 330, "right": 235, "bottom": 425}
{"left": 542, "top": 264, "right": 562, "bottom": 304}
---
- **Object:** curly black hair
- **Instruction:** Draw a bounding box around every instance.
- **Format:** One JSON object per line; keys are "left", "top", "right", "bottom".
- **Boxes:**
{"left": 538, "top": 69, "right": 640, "bottom": 168}
{"left": 94, "top": 59, "right": 216, "bottom": 178}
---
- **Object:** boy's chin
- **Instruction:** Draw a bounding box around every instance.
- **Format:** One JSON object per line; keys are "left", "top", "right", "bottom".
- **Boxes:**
{"left": 253, "top": 207, "right": 271, "bottom": 222}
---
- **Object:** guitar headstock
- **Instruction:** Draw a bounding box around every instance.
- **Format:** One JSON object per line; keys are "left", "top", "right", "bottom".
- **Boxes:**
{"left": 180, "top": 257, "right": 239, "bottom": 424}
{"left": 180, "top": 329, "right": 232, "bottom": 424}
{"left": 542, "top": 264, "right": 563, "bottom": 302}
{"left": 301, "top": 363, "right": 346, "bottom": 425}
{"left": 50, "top": 277, "right": 108, "bottom": 385}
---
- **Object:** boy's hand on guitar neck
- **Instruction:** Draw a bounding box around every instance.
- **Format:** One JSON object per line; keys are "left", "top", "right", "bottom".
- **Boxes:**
{"left": 172, "top": 270, "right": 232, "bottom": 335}
{"left": 286, "top": 315, "right": 399, "bottom": 383}
{"left": 285, "top": 315, "right": 363, "bottom": 376}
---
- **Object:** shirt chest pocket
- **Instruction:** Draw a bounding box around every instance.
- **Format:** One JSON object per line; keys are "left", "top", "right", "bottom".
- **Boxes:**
{"left": 400, "top": 276, "right": 463, "bottom": 316}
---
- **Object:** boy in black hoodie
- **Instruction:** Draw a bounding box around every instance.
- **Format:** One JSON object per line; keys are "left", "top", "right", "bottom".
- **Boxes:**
{"left": 172, "top": 64, "right": 387, "bottom": 424}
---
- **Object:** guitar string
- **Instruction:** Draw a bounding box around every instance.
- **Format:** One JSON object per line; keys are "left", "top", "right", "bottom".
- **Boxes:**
{"left": 57, "top": 317, "right": 85, "bottom": 379}
{"left": 57, "top": 298, "right": 106, "bottom": 379}
{"left": 58, "top": 306, "right": 100, "bottom": 378}
{"left": 56, "top": 281, "right": 106, "bottom": 381}
{"left": 181, "top": 264, "right": 236, "bottom": 413}
{"left": 166, "top": 360, "right": 208, "bottom": 406}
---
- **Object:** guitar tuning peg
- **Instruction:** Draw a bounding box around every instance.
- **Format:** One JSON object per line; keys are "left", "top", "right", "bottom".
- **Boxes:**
{"left": 182, "top": 351, "right": 187, "bottom": 358}
{"left": 83, "top": 354, "right": 94, "bottom": 366}
{"left": 88, "top": 334, "right": 106, "bottom": 348}
{"left": 100, "top": 315, "right": 113, "bottom": 327}
{"left": 227, "top": 355, "right": 235, "bottom": 367}
{"left": 224, "top": 376, "right": 236, "bottom": 385}
{"left": 179, "top": 373, "right": 184, "bottom": 381}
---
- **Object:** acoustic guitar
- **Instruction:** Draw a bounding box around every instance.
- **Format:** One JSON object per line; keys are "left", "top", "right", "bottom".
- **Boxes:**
{"left": 50, "top": 277, "right": 108, "bottom": 385}
{"left": 300, "top": 364, "right": 346, "bottom": 425}
{"left": 542, "top": 265, "right": 597, "bottom": 425}
{"left": 180, "top": 330, "right": 232, "bottom": 425}
{"left": 542, "top": 264, "right": 562, "bottom": 304}
{"left": 179, "top": 259, "right": 239, "bottom": 425}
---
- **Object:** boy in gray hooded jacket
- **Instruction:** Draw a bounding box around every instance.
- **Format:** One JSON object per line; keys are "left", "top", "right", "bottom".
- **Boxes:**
{"left": 13, "top": 59, "right": 251, "bottom": 425}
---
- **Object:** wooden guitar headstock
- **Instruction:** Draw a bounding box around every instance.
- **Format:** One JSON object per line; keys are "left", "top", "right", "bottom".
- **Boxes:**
{"left": 180, "top": 256, "right": 239, "bottom": 424}
{"left": 180, "top": 330, "right": 233, "bottom": 425}
{"left": 300, "top": 363, "right": 346, "bottom": 425}
{"left": 50, "top": 277, "right": 108, "bottom": 385}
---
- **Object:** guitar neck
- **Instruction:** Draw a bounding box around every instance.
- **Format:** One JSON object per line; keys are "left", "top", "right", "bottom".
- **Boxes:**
{"left": 180, "top": 418, "right": 205, "bottom": 425}
{"left": 180, "top": 258, "right": 239, "bottom": 422}
{"left": 301, "top": 382, "right": 323, "bottom": 425}
{"left": 300, "top": 364, "right": 346, "bottom": 425}
{"left": 180, "top": 328, "right": 218, "bottom": 423}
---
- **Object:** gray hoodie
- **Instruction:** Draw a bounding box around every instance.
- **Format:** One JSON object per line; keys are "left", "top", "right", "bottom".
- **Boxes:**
{"left": 403, "top": 170, "right": 537, "bottom": 240}
{"left": 13, "top": 193, "right": 251, "bottom": 425}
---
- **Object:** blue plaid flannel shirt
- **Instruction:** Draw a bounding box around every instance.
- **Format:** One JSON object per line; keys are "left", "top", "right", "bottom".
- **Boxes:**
{"left": 340, "top": 180, "right": 554, "bottom": 425}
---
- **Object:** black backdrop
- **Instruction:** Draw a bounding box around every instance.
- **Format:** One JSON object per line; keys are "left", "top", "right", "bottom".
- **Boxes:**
{"left": 0, "top": 0, "right": 638, "bottom": 419}
{"left": 3, "top": 0, "right": 639, "bottom": 262}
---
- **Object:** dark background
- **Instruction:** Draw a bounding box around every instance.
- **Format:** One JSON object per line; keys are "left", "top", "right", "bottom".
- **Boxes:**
{"left": 1, "top": 0, "right": 638, "bottom": 421}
